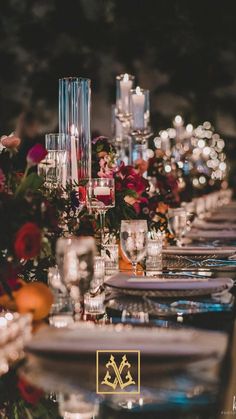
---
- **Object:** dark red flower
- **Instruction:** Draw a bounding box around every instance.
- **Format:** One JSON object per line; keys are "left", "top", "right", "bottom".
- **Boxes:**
{"left": 27, "top": 143, "right": 47, "bottom": 166}
{"left": 18, "top": 377, "right": 44, "bottom": 405}
{"left": 116, "top": 164, "right": 149, "bottom": 196}
{"left": 0, "top": 263, "right": 21, "bottom": 296}
{"left": 14, "top": 222, "right": 41, "bottom": 260}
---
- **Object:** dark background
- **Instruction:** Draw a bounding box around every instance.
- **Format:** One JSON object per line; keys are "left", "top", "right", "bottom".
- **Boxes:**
{"left": 1, "top": 0, "right": 236, "bottom": 148}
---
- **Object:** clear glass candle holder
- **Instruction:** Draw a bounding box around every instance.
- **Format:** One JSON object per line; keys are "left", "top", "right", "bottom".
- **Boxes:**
{"left": 101, "top": 244, "right": 119, "bottom": 276}
{"left": 84, "top": 292, "right": 105, "bottom": 315}
{"left": 86, "top": 178, "right": 115, "bottom": 244}
{"left": 146, "top": 234, "right": 163, "bottom": 273}
{"left": 38, "top": 133, "right": 67, "bottom": 189}
{"left": 129, "top": 87, "right": 150, "bottom": 136}
{"left": 59, "top": 77, "right": 91, "bottom": 184}
{"left": 49, "top": 314, "right": 74, "bottom": 328}
{"left": 116, "top": 73, "right": 135, "bottom": 119}
{"left": 91, "top": 256, "right": 105, "bottom": 291}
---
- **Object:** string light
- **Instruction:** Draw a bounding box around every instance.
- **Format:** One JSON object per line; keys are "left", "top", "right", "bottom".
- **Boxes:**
{"left": 153, "top": 116, "right": 227, "bottom": 190}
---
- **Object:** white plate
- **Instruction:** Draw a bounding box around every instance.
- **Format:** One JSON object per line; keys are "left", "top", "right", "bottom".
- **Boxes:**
{"left": 186, "top": 230, "right": 236, "bottom": 240}
{"left": 105, "top": 273, "right": 233, "bottom": 297}
{"left": 193, "top": 220, "right": 235, "bottom": 231}
{"left": 163, "top": 246, "right": 236, "bottom": 257}
{"left": 26, "top": 322, "right": 227, "bottom": 359}
{"left": 205, "top": 214, "right": 236, "bottom": 222}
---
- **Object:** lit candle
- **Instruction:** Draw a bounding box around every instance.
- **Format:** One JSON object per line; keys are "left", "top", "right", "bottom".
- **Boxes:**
{"left": 173, "top": 115, "right": 183, "bottom": 128}
{"left": 70, "top": 124, "right": 78, "bottom": 184}
{"left": 115, "top": 117, "right": 123, "bottom": 140}
{"left": 94, "top": 186, "right": 110, "bottom": 196}
{"left": 132, "top": 87, "right": 145, "bottom": 130}
{"left": 49, "top": 314, "right": 74, "bottom": 328}
{"left": 120, "top": 73, "right": 133, "bottom": 114}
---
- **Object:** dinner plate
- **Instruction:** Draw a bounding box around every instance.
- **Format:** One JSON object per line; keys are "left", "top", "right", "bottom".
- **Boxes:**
{"left": 26, "top": 322, "right": 227, "bottom": 359}
{"left": 193, "top": 220, "right": 235, "bottom": 231}
{"left": 162, "top": 246, "right": 236, "bottom": 258}
{"left": 186, "top": 230, "right": 236, "bottom": 240}
{"left": 205, "top": 214, "right": 236, "bottom": 223}
{"left": 105, "top": 273, "right": 233, "bottom": 298}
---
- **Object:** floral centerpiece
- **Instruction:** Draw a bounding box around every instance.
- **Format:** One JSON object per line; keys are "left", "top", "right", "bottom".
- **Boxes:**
{"left": 92, "top": 136, "right": 177, "bottom": 243}
{"left": 0, "top": 135, "right": 59, "bottom": 317}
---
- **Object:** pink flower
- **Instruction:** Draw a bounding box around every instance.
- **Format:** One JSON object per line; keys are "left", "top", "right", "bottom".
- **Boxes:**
{"left": 97, "top": 155, "right": 116, "bottom": 179}
{"left": 1, "top": 134, "right": 21, "bottom": 149}
{"left": 26, "top": 144, "right": 47, "bottom": 166}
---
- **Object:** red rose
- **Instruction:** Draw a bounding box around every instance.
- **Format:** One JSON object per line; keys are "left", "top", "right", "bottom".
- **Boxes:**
{"left": 14, "top": 222, "right": 41, "bottom": 260}
{"left": 27, "top": 143, "right": 47, "bottom": 167}
{"left": 18, "top": 377, "right": 44, "bottom": 405}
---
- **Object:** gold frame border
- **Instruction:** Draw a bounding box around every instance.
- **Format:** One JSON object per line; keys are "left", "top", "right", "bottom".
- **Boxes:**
{"left": 96, "top": 350, "right": 141, "bottom": 394}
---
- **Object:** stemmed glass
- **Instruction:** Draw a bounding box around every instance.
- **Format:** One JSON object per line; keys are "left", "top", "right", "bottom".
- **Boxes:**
{"left": 56, "top": 236, "right": 96, "bottom": 318}
{"left": 38, "top": 133, "right": 67, "bottom": 189}
{"left": 168, "top": 208, "right": 187, "bottom": 247}
{"left": 86, "top": 178, "right": 115, "bottom": 245}
{"left": 120, "top": 220, "right": 148, "bottom": 274}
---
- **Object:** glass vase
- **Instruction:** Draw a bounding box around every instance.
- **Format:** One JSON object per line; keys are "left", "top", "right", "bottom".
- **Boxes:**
{"left": 59, "top": 77, "right": 91, "bottom": 184}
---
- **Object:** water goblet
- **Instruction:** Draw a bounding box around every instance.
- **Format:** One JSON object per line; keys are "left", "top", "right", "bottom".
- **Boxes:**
{"left": 168, "top": 208, "right": 187, "bottom": 247}
{"left": 120, "top": 220, "right": 148, "bottom": 274}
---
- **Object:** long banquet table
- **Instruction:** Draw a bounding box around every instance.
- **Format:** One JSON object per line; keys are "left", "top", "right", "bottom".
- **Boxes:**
{"left": 2, "top": 201, "right": 236, "bottom": 419}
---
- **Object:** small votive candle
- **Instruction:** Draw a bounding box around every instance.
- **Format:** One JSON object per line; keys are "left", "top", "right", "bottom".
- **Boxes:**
{"left": 49, "top": 314, "right": 74, "bottom": 328}
{"left": 84, "top": 292, "right": 105, "bottom": 315}
{"left": 146, "top": 235, "right": 163, "bottom": 272}
{"left": 101, "top": 244, "right": 119, "bottom": 276}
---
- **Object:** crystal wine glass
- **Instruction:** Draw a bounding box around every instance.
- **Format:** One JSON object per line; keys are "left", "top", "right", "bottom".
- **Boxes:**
{"left": 120, "top": 220, "right": 148, "bottom": 274}
{"left": 56, "top": 236, "right": 96, "bottom": 318}
{"left": 38, "top": 133, "right": 67, "bottom": 189}
{"left": 86, "top": 178, "right": 115, "bottom": 245}
{"left": 168, "top": 208, "right": 187, "bottom": 246}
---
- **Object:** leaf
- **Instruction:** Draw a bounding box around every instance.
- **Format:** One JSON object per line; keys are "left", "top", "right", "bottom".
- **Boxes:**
{"left": 96, "top": 144, "right": 104, "bottom": 152}
{"left": 15, "top": 173, "right": 44, "bottom": 197}
{"left": 122, "top": 189, "right": 138, "bottom": 198}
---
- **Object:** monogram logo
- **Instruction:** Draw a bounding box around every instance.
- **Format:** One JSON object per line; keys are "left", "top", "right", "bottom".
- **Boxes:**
{"left": 96, "top": 350, "right": 140, "bottom": 394}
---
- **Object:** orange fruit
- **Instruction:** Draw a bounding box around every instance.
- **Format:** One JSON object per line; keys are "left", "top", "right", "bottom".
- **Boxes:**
{"left": 14, "top": 282, "right": 53, "bottom": 321}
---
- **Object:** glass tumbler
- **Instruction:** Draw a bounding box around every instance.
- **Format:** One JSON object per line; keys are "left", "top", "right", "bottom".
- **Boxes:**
{"left": 101, "top": 244, "right": 119, "bottom": 276}
{"left": 146, "top": 234, "right": 163, "bottom": 273}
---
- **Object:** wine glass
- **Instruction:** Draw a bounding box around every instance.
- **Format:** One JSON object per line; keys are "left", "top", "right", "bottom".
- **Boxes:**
{"left": 38, "top": 133, "right": 67, "bottom": 189}
{"left": 120, "top": 220, "right": 148, "bottom": 274}
{"left": 168, "top": 208, "right": 187, "bottom": 246}
{"left": 56, "top": 236, "right": 96, "bottom": 318}
{"left": 86, "top": 178, "right": 115, "bottom": 245}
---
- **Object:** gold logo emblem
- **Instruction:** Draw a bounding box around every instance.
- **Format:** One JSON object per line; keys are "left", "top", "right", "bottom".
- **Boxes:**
{"left": 96, "top": 350, "right": 140, "bottom": 394}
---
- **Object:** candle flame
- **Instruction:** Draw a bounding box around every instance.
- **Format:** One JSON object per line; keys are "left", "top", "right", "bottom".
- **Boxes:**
{"left": 70, "top": 124, "right": 78, "bottom": 136}
{"left": 123, "top": 73, "right": 129, "bottom": 82}
{"left": 70, "top": 124, "right": 76, "bottom": 135}
{"left": 174, "top": 115, "right": 182, "bottom": 124}
{"left": 186, "top": 123, "right": 193, "bottom": 133}
{"left": 135, "top": 86, "right": 142, "bottom": 95}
